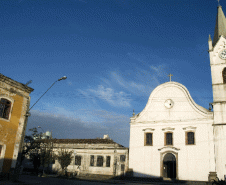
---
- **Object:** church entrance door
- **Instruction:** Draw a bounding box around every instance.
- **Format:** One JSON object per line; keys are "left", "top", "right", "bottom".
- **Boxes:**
{"left": 163, "top": 153, "right": 176, "bottom": 179}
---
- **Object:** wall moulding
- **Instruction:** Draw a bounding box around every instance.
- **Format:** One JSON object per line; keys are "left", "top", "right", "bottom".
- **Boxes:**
{"left": 162, "top": 127, "right": 175, "bottom": 132}
{"left": 142, "top": 128, "right": 155, "bottom": 132}
{"left": 182, "top": 126, "right": 196, "bottom": 131}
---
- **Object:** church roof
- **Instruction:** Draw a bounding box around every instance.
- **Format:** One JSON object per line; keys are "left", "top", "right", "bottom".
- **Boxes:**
{"left": 213, "top": 6, "right": 226, "bottom": 46}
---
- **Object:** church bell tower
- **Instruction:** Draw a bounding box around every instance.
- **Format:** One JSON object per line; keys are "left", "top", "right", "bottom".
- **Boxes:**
{"left": 209, "top": 5, "right": 226, "bottom": 180}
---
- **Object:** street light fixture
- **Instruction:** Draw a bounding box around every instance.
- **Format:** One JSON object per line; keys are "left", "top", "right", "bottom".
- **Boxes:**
{"left": 58, "top": 76, "right": 67, "bottom": 81}
{"left": 38, "top": 126, "right": 45, "bottom": 139}
{"left": 25, "top": 76, "right": 67, "bottom": 116}
{"left": 38, "top": 126, "right": 44, "bottom": 133}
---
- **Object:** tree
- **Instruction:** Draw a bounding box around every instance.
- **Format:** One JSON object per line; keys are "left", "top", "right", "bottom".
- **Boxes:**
{"left": 39, "top": 140, "right": 54, "bottom": 174}
{"left": 54, "top": 149, "right": 73, "bottom": 176}
{"left": 22, "top": 127, "right": 42, "bottom": 163}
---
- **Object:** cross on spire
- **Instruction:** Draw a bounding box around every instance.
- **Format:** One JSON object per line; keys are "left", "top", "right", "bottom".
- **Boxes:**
{"left": 168, "top": 74, "right": 173, "bottom": 82}
{"left": 217, "top": 0, "right": 220, "bottom": 6}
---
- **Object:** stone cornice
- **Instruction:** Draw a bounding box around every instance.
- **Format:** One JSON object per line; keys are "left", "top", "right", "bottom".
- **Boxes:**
{"left": 130, "top": 118, "right": 213, "bottom": 125}
{"left": 182, "top": 126, "right": 197, "bottom": 131}
{"left": 0, "top": 74, "right": 34, "bottom": 93}
{"left": 158, "top": 146, "right": 180, "bottom": 151}
{"left": 142, "top": 128, "right": 155, "bottom": 132}
{"left": 162, "top": 127, "right": 175, "bottom": 131}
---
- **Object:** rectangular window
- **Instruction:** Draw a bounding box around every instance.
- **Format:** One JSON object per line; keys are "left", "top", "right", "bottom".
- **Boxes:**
{"left": 121, "top": 164, "right": 125, "bottom": 172}
{"left": 186, "top": 132, "right": 195, "bottom": 145}
{"left": 75, "top": 155, "right": 82, "bottom": 165}
{"left": 165, "top": 132, "right": 173, "bottom": 146}
{"left": 106, "top": 156, "right": 111, "bottom": 167}
{"left": 97, "top": 156, "right": 103, "bottom": 167}
{"left": 0, "top": 98, "right": 11, "bottom": 120}
{"left": 145, "top": 133, "right": 153, "bottom": 146}
{"left": 90, "top": 155, "right": 94, "bottom": 166}
{"left": 120, "top": 155, "right": 126, "bottom": 162}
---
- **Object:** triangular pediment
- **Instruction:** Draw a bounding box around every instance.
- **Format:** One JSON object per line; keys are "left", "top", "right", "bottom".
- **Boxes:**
{"left": 213, "top": 36, "right": 226, "bottom": 52}
{"left": 131, "top": 82, "right": 213, "bottom": 123}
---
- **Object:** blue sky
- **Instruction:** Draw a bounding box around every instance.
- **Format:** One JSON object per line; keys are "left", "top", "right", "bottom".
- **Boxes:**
{"left": 1, "top": 0, "right": 222, "bottom": 147}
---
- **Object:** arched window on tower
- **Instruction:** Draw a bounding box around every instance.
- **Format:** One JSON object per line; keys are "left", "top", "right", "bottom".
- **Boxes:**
{"left": 222, "top": 68, "right": 226, "bottom": 83}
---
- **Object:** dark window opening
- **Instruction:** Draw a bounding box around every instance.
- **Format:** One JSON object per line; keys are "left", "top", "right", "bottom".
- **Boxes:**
{"left": 106, "top": 156, "right": 111, "bottom": 167}
{"left": 97, "top": 156, "right": 103, "bottom": 167}
{"left": 186, "top": 132, "right": 195, "bottom": 145}
{"left": 120, "top": 155, "right": 126, "bottom": 162}
{"left": 90, "top": 155, "right": 94, "bottom": 166}
{"left": 145, "top": 133, "right": 153, "bottom": 145}
{"left": 121, "top": 164, "right": 125, "bottom": 171}
{"left": 165, "top": 132, "right": 173, "bottom": 146}
{"left": 0, "top": 98, "right": 11, "bottom": 120}
{"left": 223, "top": 68, "right": 226, "bottom": 83}
{"left": 75, "top": 155, "right": 81, "bottom": 165}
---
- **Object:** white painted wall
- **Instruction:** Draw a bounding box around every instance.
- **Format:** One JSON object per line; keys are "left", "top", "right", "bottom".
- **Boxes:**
{"left": 129, "top": 82, "right": 214, "bottom": 181}
{"left": 209, "top": 36, "right": 226, "bottom": 181}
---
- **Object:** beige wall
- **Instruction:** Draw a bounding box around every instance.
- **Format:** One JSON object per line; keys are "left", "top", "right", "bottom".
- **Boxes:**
{"left": 51, "top": 143, "right": 128, "bottom": 176}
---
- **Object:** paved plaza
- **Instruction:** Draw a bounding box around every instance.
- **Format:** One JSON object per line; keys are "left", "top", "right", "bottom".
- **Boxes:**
{"left": 0, "top": 174, "right": 213, "bottom": 185}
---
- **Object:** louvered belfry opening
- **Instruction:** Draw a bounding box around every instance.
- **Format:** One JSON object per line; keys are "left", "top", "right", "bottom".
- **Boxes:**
{"left": 223, "top": 68, "right": 226, "bottom": 83}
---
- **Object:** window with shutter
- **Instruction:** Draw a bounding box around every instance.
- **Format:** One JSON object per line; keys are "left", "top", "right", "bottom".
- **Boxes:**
{"left": 0, "top": 98, "right": 12, "bottom": 120}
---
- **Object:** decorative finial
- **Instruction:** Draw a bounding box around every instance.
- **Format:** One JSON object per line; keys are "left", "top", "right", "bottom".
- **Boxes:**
{"left": 133, "top": 109, "right": 135, "bottom": 116}
{"left": 209, "top": 34, "right": 212, "bottom": 41}
{"left": 217, "top": 0, "right": 220, "bottom": 6}
{"left": 168, "top": 74, "right": 173, "bottom": 82}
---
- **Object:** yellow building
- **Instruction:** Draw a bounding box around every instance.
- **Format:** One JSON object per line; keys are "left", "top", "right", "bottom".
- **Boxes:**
{"left": 0, "top": 74, "right": 33, "bottom": 176}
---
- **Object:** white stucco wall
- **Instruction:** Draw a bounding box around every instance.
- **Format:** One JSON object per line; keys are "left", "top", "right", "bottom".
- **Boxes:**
{"left": 209, "top": 36, "right": 226, "bottom": 181}
{"left": 129, "top": 82, "right": 214, "bottom": 181}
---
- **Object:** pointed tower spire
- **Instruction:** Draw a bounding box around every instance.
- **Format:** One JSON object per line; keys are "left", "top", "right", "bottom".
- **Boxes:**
{"left": 213, "top": 5, "right": 226, "bottom": 46}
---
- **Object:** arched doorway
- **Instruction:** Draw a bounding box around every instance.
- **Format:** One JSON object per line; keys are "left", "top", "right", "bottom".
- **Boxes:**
{"left": 163, "top": 153, "right": 176, "bottom": 179}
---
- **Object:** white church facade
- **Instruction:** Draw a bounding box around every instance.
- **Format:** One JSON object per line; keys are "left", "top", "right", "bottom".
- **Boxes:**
{"left": 129, "top": 5, "right": 226, "bottom": 182}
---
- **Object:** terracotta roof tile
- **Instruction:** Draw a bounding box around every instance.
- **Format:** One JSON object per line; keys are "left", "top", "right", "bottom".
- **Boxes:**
{"left": 35, "top": 138, "right": 125, "bottom": 147}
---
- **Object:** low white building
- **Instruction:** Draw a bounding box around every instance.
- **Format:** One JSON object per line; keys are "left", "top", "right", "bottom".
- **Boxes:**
{"left": 129, "top": 5, "right": 226, "bottom": 182}
{"left": 51, "top": 135, "right": 129, "bottom": 176}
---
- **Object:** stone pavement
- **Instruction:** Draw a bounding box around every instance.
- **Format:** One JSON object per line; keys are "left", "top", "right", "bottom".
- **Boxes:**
{"left": 0, "top": 174, "right": 214, "bottom": 185}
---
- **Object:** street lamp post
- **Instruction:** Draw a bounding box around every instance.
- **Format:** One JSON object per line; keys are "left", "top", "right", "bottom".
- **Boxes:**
{"left": 26, "top": 76, "right": 67, "bottom": 176}
{"left": 19, "top": 76, "right": 67, "bottom": 176}
{"left": 26, "top": 76, "right": 67, "bottom": 116}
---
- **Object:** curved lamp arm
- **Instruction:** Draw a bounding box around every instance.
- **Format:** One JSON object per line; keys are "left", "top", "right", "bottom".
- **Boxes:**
{"left": 26, "top": 76, "right": 67, "bottom": 116}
